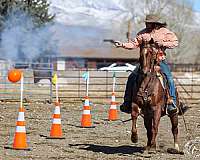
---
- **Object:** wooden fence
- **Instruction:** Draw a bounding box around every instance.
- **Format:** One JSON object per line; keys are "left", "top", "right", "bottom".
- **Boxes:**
{"left": 0, "top": 64, "right": 200, "bottom": 106}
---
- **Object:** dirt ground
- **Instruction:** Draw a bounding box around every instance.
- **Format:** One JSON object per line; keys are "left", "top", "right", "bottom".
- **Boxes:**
{"left": 0, "top": 100, "right": 200, "bottom": 160}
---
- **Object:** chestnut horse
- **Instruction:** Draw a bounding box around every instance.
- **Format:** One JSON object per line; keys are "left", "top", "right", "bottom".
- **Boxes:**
{"left": 130, "top": 41, "right": 180, "bottom": 153}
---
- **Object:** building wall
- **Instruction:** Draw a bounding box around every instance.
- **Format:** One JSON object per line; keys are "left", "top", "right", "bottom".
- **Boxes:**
{"left": 52, "top": 57, "right": 138, "bottom": 70}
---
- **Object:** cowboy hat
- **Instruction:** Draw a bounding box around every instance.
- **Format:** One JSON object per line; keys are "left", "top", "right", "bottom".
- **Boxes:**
{"left": 144, "top": 14, "right": 166, "bottom": 24}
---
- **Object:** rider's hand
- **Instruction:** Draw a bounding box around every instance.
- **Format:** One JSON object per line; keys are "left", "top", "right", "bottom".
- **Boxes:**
{"left": 114, "top": 41, "right": 123, "bottom": 48}
{"left": 154, "top": 65, "right": 161, "bottom": 72}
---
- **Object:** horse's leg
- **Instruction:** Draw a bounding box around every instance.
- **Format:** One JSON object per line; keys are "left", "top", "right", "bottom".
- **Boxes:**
{"left": 170, "top": 114, "right": 179, "bottom": 151}
{"left": 131, "top": 103, "right": 139, "bottom": 143}
{"left": 149, "top": 106, "right": 161, "bottom": 153}
{"left": 144, "top": 115, "right": 152, "bottom": 151}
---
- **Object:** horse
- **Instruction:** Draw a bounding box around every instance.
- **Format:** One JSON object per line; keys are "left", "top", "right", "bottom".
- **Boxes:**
{"left": 130, "top": 41, "right": 181, "bottom": 153}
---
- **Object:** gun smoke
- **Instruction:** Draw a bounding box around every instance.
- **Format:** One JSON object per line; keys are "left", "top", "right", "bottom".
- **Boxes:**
{"left": 0, "top": 9, "right": 114, "bottom": 62}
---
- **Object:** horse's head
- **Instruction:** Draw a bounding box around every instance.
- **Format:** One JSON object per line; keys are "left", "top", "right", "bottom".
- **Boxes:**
{"left": 139, "top": 41, "right": 155, "bottom": 75}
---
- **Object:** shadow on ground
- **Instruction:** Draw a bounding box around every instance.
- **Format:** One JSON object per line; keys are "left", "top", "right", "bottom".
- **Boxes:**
{"left": 69, "top": 143, "right": 144, "bottom": 155}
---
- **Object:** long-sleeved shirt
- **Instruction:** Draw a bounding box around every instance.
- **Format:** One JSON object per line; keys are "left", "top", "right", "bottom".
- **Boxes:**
{"left": 122, "top": 27, "right": 178, "bottom": 60}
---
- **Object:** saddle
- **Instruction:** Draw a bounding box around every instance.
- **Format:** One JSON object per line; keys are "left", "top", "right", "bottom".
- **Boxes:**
{"left": 130, "top": 40, "right": 179, "bottom": 116}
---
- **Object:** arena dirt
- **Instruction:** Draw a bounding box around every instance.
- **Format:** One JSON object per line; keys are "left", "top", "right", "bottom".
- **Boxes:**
{"left": 0, "top": 101, "right": 199, "bottom": 160}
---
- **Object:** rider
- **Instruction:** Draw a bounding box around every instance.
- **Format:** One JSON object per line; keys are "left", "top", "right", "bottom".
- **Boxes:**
{"left": 114, "top": 14, "right": 178, "bottom": 115}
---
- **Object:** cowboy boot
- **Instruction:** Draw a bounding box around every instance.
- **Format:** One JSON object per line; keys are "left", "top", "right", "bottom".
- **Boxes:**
{"left": 167, "top": 97, "right": 178, "bottom": 115}
{"left": 120, "top": 72, "right": 137, "bottom": 114}
{"left": 120, "top": 103, "right": 132, "bottom": 114}
{"left": 120, "top": 84, "right": 132, "bottom": 114}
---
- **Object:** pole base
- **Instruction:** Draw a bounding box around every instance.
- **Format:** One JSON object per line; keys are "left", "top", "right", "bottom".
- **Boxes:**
{"left": 4, "top": 146, "right": 32, "bottom": 151}
{"left": 39, "top": 134, "right": 65, "bottom": 139}
{"left": 81, "top": 126, "right": 96, "bottom": 128}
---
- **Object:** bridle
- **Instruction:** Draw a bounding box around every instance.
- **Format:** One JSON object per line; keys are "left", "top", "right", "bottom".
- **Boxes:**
{"left": 140, "top": 41, "right": 158, "bottom": 75}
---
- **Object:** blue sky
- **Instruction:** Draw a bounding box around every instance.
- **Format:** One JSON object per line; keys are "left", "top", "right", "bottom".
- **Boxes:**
{"left": 191, "top": 0, "right": 200, "bottom": 11}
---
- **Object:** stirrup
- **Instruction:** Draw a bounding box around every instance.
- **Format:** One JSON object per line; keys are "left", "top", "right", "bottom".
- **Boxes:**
{"left": 120, "top": 103, "right": 131, "bottom": 114}
{"left": 166, "top": 101, "right": 178, "bottom": 116}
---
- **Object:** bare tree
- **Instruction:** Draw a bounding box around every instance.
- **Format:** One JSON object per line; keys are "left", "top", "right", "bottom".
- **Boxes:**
{"left": 122, "top": 0, "right": 196, "bottom": 63}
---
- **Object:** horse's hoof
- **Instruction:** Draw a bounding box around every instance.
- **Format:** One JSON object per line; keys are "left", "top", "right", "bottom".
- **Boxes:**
{"left": 141, "top": 150, "right": 152, "bottom": 158}
{"left": 144, "top": 145, "right": 157, "bottom": 154}
{"left": 148, "top": 149, "right": 157, "bottom": 154}
{"left": 167, "top": 148, "right": 184, "bottom": 154}
{"left": 131, "top": 132, "right": 138, "bottom": 143}
{"left": 144, "top": 146, "right": 150, "bottom": 151}
{"left": 174, "top": 143, "right": 180, "bottom": 151}
{"left": 143, "top": 149, "right": 149, "bottom": 155}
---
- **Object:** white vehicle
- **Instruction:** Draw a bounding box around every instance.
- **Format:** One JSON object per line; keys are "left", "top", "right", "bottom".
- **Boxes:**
{"left": 99, "top": 63, "right": 136, "bottom": 72}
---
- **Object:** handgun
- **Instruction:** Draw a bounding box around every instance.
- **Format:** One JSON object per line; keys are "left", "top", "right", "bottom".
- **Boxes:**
{"left": 103, "top": 39, "right": 115, "bottom": 44}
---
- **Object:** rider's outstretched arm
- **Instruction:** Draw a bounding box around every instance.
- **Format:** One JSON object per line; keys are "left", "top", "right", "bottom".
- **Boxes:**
{"left": 121, "top": 38, "right": 140, "bottom": 49}
{"left": 119, "top": 32, "right": 152, "bottom": 50}
{"left": 117, "top": 35, "right": 142, "bottom": 49}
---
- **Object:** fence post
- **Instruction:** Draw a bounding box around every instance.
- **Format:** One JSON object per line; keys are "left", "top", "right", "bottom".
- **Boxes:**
{"left": 191, "top": 70, "right": 193, "bottom": 99}
{"left": 106, "top": 71, "right": 108, "bottom": 98}
{"left": 78, "top": 69, "right": 80, "bottom": 98}
{"left": 49, "top": 61, "right": 53, "bottom": 103}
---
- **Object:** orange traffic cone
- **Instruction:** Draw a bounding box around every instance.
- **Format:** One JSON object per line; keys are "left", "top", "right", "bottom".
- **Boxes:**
{"left": 81, "top": 96, "right": 93, "bottom": 127}
{"left": 48, "top": 102, "right": 64, "bottom": 139}
{"left": 12, "top": 106, "right": 28, "bottom": 149}
{"left": 108, "top": 92, "right": 118, "bottom": 121}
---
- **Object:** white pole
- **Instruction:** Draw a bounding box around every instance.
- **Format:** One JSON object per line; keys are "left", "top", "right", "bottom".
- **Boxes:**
{"left": 112, "top": 72, "right": 116, "bottom": 93}
{"left": 56, "top": 73, "right": 59, "bottom": 103}
{"left": 20, "top": 72, "right": 24, "bottom": 108}
{"left": 86, "top": 71, "right": 89, "bottom": 97}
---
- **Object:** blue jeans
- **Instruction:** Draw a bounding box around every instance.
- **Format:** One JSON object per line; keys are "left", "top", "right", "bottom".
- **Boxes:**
{"left": 160, "top": 60, "right": 176, "bottom": 104}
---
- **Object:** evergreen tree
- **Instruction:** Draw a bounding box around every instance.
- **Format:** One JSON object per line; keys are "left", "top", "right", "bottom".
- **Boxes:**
{"left": 0, "top": 0, "right": 54, "bottom": 29}
{"left": 22, "top": 0, "right": 55, "bottom": 26}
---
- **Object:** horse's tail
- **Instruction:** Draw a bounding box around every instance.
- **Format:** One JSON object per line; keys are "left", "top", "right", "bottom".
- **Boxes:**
{"left": 178, "top": 101, "right": 189, "bottom": 115}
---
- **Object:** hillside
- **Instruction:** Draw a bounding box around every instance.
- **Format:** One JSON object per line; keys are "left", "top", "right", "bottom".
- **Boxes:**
{"left": 47, "top": 0, "right": 200, "bottom": 63}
